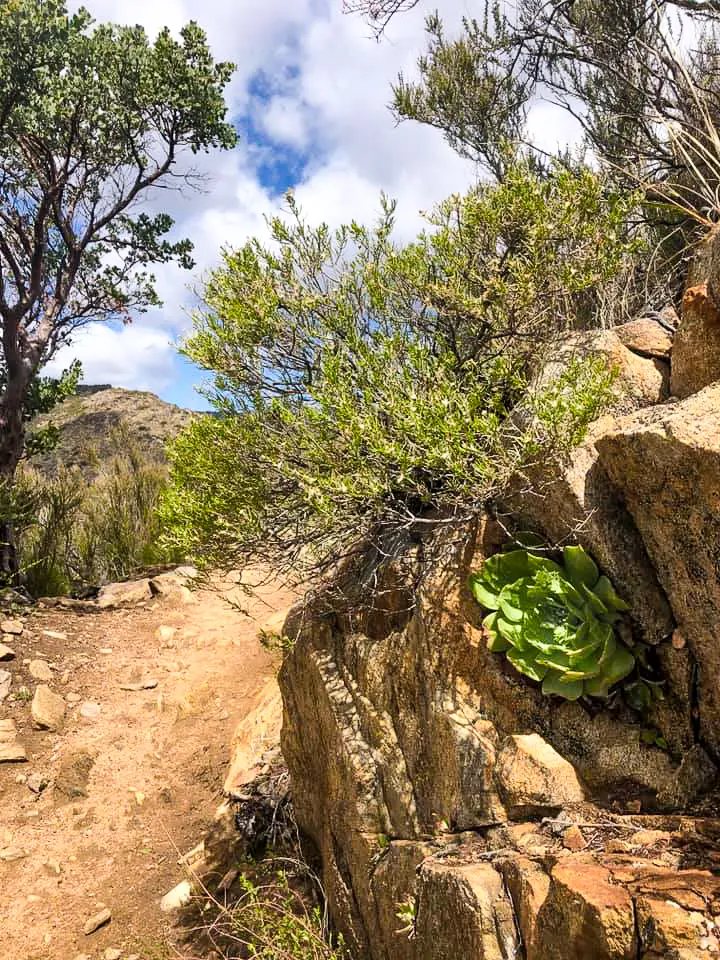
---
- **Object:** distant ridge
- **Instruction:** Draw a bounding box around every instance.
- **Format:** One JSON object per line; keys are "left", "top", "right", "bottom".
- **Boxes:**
{"left": 30, "top": 386, "right": 194, "bottom": 476}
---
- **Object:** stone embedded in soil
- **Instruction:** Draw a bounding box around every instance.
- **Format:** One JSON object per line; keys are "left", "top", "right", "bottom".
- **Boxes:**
{"left": 0, "top": 643, "right": 15, "bottom": 661}
{"left": 1, "top": 619, "right": 23, "bottom": 635}
{"left": 31, "top": 685, "right": 66, "bottom": 731}
{"left": 0, "top": 669, "right": 12, "bottom": 703}
{"left": 160, "top": 879, "right": 193, "bottom": 912}
{"left": 83, "top": 908, "right": 112, "bottom": 935}
{"left": 97, "top": 578, "right": 151, "bottom": 609}
{"left": 103, "top": 949, "right": 122, "bottom": 960}
{"left": 29, "top": 659, "right": 53, "bottom": 682}
{"left": 0, "top": 847, "right": 28, "bottom": 861}
{"left": 66, "top": 692, "right": 81, "bottom": 704}
{"left": 26, "top": 772, "right": 49, "bottom": 794}
{"left": 55, "top": 749, "right": 95, "bottom": 799}
{"left": 495, "top": 734, "right": 586, "bottom": 819}
{"left": 79, "top": 701, "right": 101, "bottom": 719}
{"left": 43, "top": 630, "right": 67, "bottom": 641}
{"left": 0, "top": 718, "right": 27, "bottom": 763}
{"left": 119, "top": 679, "right": 158, "bottom": 691}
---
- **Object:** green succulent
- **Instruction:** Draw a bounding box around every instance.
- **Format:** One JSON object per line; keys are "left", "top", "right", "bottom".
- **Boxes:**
{"left": 469, "top": 545, "right": 634, "bottom": 700}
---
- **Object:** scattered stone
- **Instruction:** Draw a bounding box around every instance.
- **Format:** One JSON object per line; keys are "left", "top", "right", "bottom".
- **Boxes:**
{"left": 26, "top": 772, "right": 49, "bottom": 795}
{"left": 97, "top": 578, "right": 151, "bottom": 609}
{"left": 562, "top": 825, "right": 587, "bottom": 852}
{"left": 99, "top": 648, "right": 113, "bottom": 655}
{"left": 83, "top": 908, "right": 112, "bottom": 935}
{"left": 43, "top": 630, "right": 67, "bottom": 641}
{"left": 103, "top": 949, "right": 122, "bottom": 960}
{"left": 43, "top": 859, "right": 62, "bottom": 876}
{"left": 55, "top": 749, "right": 95, "bottom": 799}
{"left": 119, "top": 679, "right": 158, "bottom": 691}
{"left": 1, "top": 619, "right": 23, "bottom": 636}
{"left": 0, "top": 742, "right": 28, "bottom": 762}
{"left": 160, "top": 879, "right": 193, "bottom": 912}
{"left": 79, "top": 701, "right": 101, "bottom": 719}
{"left": 156, "top": 625, "right": 177, "bottom": 646}
{"left": 0, "top": 669, "right": 12, "bottom": 703}
{"left": 73, "top": 955, "right": 91, "bottom": 960}
{"left": 31, "top": 685, "right": 66, "bottom": 731}
{"left": 0, "top": 643, "right": 15, "bottom": 661}
{"left": 631, "top": 829, "right": 671, "bottom": 848}
{"left": 495, "top": 734, "right": 586, "bottom": 819}
{"left": 29, "top": 659, "right": 54, "bottom": 682}
{"left": 66, "top": 692, "right": 82, "bottom": 704}
{"left": 0, "top": 719, "right": 27, "bottom": 763}
{"left": 0, "top": 847, "right": 28, "bottom": 861}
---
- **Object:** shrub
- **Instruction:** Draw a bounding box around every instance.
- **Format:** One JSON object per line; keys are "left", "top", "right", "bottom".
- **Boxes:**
{"left": 17, "top": 428, "right": 179, "bottom": 595}
{"left": 469, "top": 544, "right": 635, "bottom": 700}
{"left": 218, "top": 872, "right": 347, "bottom": 960}
{"left": 161, "top": 163, "right": 635, "bottom": 580}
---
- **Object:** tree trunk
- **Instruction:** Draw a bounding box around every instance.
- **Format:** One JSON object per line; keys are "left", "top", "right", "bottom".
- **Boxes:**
{"left": 0, "top": 397, "right": 26, "bottom": 583}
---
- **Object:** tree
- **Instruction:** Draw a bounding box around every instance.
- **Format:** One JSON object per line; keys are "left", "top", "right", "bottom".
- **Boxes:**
{"left": 0, "top": 0, "right": 236, "bottom": 575}
{"left": 392, "top": 2, "right": 720, "bottom": 197}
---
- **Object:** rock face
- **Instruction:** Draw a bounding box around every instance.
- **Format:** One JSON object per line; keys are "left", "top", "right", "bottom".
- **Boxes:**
{"left": 671, "top": 225, "right": 720, "bottom": 397}
{"left": 495, "top": 734, "right": 585, "bottom": 819}
{"left": 277, "top": 300, "right": 720, "bottom": 959}
{"left": 597, "top": 383, "right": 720, "bottom": 756}
{"left": 279, "top": 517, "right": 719, "bottom": 957}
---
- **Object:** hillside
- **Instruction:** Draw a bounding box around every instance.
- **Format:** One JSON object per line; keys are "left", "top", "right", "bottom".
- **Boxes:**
{"left": 30, "top": 385, "right": 194, "bottom": 476}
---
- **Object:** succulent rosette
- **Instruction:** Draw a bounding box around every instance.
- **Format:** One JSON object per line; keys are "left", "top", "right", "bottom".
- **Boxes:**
{"left": 469, "top": 544, "right": 634, "bottom": 700}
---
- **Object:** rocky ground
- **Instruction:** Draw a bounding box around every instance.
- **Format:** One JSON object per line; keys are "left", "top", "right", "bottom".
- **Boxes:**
{"left": 0, "top": 569, "right": 295, "bottom": 960}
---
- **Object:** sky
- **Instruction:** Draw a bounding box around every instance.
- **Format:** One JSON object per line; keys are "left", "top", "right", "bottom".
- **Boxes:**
{"left": 46, "top": 0, "right": 576, "bottom": 410}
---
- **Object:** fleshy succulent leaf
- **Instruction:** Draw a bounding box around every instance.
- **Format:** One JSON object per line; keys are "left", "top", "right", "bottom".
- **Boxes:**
{"left": 593, "top": 576, "right": 630, "bottom": 612}
{"left": 563, "top": 545, "right": 600, "bottom": 590}
{"left": 507, "top": 648, "right": 549, "bottom": 682}
{"left": 469, "top": 573, "right": 502, "bottom": 610}
{"left": 470, "top": 542, "right": 636, "bottom": 701}
{"left": 541, "top": 672, "right": 584, "bottom": 700}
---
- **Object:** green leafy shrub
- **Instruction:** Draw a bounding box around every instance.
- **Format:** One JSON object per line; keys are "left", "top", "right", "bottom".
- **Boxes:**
{"left": 161, "top": 163, "right": 636, "bottom": 580}
{"left": 469, "top": 545, "right": 634, "bottom": 700}
{"left": 222, "top": 872, "right": 347, "bottom": 960}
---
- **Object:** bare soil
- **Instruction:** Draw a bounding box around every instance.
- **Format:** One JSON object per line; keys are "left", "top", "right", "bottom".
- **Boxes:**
{"left": 0, "top": 572, "right": 296, "bottom": 960}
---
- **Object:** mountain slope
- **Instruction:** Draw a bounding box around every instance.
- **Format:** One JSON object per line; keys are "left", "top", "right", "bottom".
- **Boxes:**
{"left": 30, "top": 385, "right": 193, "bottom": 476}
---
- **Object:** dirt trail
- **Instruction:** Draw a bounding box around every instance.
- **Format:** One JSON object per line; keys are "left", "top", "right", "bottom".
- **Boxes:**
{"left": 0, "top": 571, "right": 296, "bottom": 960}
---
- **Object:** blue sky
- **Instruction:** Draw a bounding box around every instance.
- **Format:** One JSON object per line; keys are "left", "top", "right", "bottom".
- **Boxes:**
{"left": 47, "top": 0, "right": 574, "bottom": 411}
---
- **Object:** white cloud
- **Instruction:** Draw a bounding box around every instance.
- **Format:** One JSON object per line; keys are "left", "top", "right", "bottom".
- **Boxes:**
{"left": 59, "top": 0, "right": 480, "bottom": 393}
{"left": 45, "top": 325, "right": 177, "bottom": 392}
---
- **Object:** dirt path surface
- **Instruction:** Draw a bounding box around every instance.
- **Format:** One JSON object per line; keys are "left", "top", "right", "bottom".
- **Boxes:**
{"left": 0, "top": 571, "right": 295, "bottom": 960}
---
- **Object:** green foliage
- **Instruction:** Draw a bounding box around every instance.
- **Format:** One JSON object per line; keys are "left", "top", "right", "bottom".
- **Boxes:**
{"left": 162, "top": 164, "right": 633, "bottom": 577}
{"left": 17, "top": 429, "right": 179, "bottom": 595}
{"left": 469, "top": 545, "right": 635, "bottom": 700}
{"left": 395, "top": 895, "right": 417, "bottom": 941}
{"left": 0, "top": 0, "right": 236, "bottom": 499}
{"left": 226, "top": 873, "right": 347, "bottom": 960}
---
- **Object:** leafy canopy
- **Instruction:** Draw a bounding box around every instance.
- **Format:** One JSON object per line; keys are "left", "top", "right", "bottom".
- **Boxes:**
{"left": 162, "top": 163, "right": 633, "bottom": 578}
{"left": 470, "top": 545, "right": 635, "bottom": 700}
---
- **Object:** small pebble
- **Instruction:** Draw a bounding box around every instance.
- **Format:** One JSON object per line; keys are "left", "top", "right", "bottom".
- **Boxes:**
{"left": 83, "top": 908, "right": 111, "bottom": 935}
